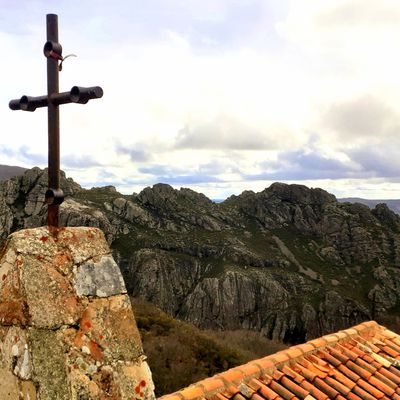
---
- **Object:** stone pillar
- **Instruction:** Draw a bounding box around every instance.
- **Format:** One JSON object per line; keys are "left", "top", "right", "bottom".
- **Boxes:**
{"left": 0, "top": 227, "right": 155, "bottom": 400}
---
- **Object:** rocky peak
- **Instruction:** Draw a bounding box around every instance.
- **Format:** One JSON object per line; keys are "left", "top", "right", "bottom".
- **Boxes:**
{"left": 372, "top": 203, "right": 400, "bottom": 232}
{"left": 135, "top": 183, "right": 224, "bottom": 231}
{"left": 91, "top": 185, "right": 117, "bottom": 193}
{"left": 5, "top": 167, "right": 82, "bottom": 201}
{"left": 264, "top": 182, "right": 337, "bottom": 205}
{"left": 137, "top": 183, "right": 211, "bottom": 212}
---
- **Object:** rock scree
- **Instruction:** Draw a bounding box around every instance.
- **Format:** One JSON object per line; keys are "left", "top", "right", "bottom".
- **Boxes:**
{"left": 0, "top": 226, "right": 155, "bottom": 400}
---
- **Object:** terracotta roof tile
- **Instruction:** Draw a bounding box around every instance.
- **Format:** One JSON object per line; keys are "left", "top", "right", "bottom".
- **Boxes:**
{"left": 199, "top": 378, "right": 226, "bottom": 394}
{"left": 352, "top": 385, "right": 377, "bottom": 400}
{"left": 373, "top": 370, "right": 398, "bottom": 390}
{"left": 292, "top": 363, "right": 318, "bottom": 381}
{"left": 237, "top": 363, "right": 262, "bottom": 379}
{"left": 381, "top": 344, "right": 400, "bottom": 358}
{"left": 293, "top": 343, "right": 315, "bottom": 355}
{"left": 269, "top": 352, "right": 291, "bottom": 365}
{"left": 178, "top": 386, "right": 206, "bottom": 400}
{"left": 357, "top": 337, "right": 381, "bottom": 354}
{"left": 251, "top": 393, "right": 266, "bottom": 400}
{"left": 269, "top": 380, "right": 297, "bottom": 399}
{"left": 355, "top": 358, "right": 377, "bottom": 375}
{"left": 313, "top": 376, "right": 341, "bottom": 398}
{"left": 346, "top": 393, "right": 363, "bottom": 400}
{"left": 346, "top": 360, "right": 372, "bottom": 381}
{"left": 279, "top": 376, "right": 309, "bottom": 398}
{"left": 336, "top": 364, "right": 363, "bottom": 382}
{"left": 294, "top": 378, "right": 329, "bottom": 399}
{"left": 232, "top": 393, "right": 247, "bottom": 400}
{"left": 390, "top": 366, "right": 400, "bottom": 378}
{"left": 329, "top": 368, "right": 356, "bottom": 390}
{"left": 308, "top": 337, "right": 328, "bottom": 349}
{"left": 238, "top": 382, "right": 255, "bottom": 398}
{"left": 329, "top": 347, "right": 350, "bottom": 364}
{"left": 161, "top": 395, "right": 183, "bottom": 400}
{"left": 256, "top": 358, "right": 277, "bottom": 373}
{"left": 257, "top": 379, "right": 283, "bottom": 399}
{"left": 219, "top": 369, "right": 245, "bottom": 385}
{"left": 260, "top": 374, "right": 273, "bottom": 386}
{"left": 367, "top": 375, "right": 395, "bottom": 396}
{"left": 378, "top": 367, "right": 400, "bottom": 385}
{"left": 210, "top": 394, "right": 229, "bottom": 400}
{"left": 159, "top": 321, "right": 400, "bottom": 400}
{"left": 223, "top": 385, "right": 241, "bottom": 398}
{"left": 355, "top": 379, "right": 385, "bottom": 399}
{"left": 247, "top": 378, "right": 262, "bottom": 392}
{"left": 324, "top": 376, "right": 352, "bottom": 395}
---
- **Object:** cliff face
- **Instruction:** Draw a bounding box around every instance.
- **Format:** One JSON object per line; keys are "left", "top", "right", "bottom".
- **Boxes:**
{"left": 1, "top": 168, "right": 400, "bottom": 342}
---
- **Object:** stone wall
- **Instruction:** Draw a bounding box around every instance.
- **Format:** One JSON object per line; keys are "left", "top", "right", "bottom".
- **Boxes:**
{"left": 0, "top": 227, "right": 155, "bottom": 400}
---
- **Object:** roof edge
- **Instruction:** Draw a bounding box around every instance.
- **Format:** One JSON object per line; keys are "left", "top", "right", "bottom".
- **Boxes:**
{"left": 159, "top": 320, "right": 382, "bottom": 400}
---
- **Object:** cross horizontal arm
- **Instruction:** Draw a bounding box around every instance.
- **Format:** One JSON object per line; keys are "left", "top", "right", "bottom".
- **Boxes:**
{"left": 9, "top": 86, "right": 103, "bottom": 112}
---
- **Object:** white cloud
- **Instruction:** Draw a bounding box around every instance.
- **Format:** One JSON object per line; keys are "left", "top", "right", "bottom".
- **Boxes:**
{"left": 2, "top": 1, "right": 400, "bottom": 199}
{"left": 323, "top": 95, "right": 398, "bottom": 140}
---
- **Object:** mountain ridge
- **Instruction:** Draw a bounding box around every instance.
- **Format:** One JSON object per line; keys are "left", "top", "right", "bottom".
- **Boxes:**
{"left": 1, "top": 167, "right": 400, "bottom": 343}
{"left": 339, "top": 197, "right": 400, "bottom": 214}
{"left": 3, "top": 163, "right": 400, "bottom": 213}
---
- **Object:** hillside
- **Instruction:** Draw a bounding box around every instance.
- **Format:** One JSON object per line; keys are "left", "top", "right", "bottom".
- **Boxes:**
{"left": 0, "top": 164, "right": 27, "bottom": 180}
{"left": 1, "top": 167, "right": 400, "bottom": 344}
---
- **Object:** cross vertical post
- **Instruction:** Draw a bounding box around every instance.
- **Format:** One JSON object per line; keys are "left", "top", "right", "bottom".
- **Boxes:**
{"left": 9, "top": 13, "right": 103, "bottom": 228}
{"left": 47, "top": 14, "right": 61, "bottom": 227}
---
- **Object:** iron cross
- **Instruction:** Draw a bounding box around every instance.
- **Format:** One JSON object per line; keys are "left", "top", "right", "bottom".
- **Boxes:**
{"left": 9, "top": 14, "right": 103, "bottom": 227}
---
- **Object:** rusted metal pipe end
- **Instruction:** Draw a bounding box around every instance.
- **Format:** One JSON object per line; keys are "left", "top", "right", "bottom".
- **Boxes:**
{"left": 9, "top": 99, "right": 21, "bottom": 110}
{"left": 19, "top": 95, "right": 48, "bottom": 112}
{"left": 45, "top": 188, "right": 64, "bottom": 206}
{"left": 70, "top": 86, "right": 103, "bottom": 104}
{"left": 43, "top": 41, "right": 63, "bottom": 59}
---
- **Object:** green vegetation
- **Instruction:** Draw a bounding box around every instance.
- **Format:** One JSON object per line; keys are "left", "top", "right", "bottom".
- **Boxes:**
{"left": 131, "top": 298, "right": 286, "bottom": 396}
{"left": 74, "top": 186, "right": 131, "bottom": 207}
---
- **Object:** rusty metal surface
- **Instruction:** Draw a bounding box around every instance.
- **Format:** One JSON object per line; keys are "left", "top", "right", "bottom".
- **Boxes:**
{"left": 8, "top": 14, "right": 103, "bottom": 228}
{"left": 9, "top": 87, "right": 103, "bottom": 110}
{"left": 46, "top": 14, "right": 61, "bottom": 227}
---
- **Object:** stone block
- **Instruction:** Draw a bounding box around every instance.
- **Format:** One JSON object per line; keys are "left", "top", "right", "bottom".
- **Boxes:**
{"left": 72, "top": 295, "right": 143, "bottom": 363}
{"left": 9, "top": 227, "right": 57, "bottom": 261}
{"left": 22, "top": 255, "right": 82, "bottom": 328}
{"left": 57, "top": 227, "right": 110, "bottom": 264}
{"left": 28, "top": 329, "right": 69, "bottom": 400}
{"left": 75, "top": 255, "right": 127, "bottom": 297}
{"left": 0, "top": 227, "right": 155, "bottom": 399}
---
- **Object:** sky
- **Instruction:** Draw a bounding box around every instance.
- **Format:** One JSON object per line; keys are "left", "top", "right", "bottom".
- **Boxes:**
{"left": 2, "top": 0, "right": 400, "bottom": 200}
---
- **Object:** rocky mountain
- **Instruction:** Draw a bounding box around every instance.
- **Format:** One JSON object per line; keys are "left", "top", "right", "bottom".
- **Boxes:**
{"left": 339, "top": 197, "right": 400, "bottom": 215}
{"left": 1, "top": 167, "right": 400, "bottom": 343}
